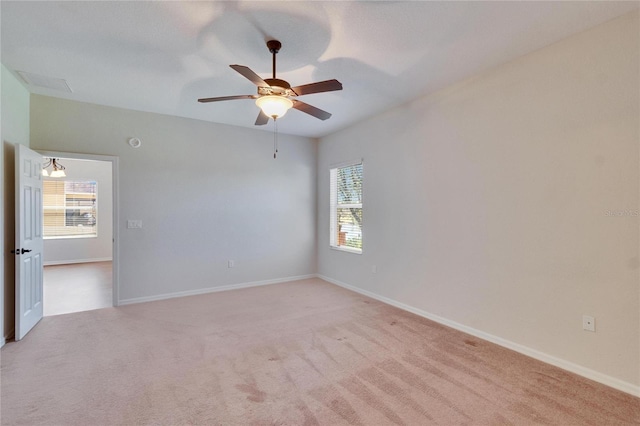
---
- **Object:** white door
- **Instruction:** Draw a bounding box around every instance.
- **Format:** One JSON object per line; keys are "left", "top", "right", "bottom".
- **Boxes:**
{"left": 14, "top": 145, "right": 44, "bottom": 340}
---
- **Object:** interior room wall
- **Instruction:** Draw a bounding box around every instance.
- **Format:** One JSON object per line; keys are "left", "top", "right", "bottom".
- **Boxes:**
{"left": 317, "top": 11, "right": 639, "bottom": 391}
{"left": 30, "top": 96, "right": 317, "bottom": 303}
{"left": 42, "top": 158, "right": 113, "bottom": 265}
{"left": 1, "top": 65, "right": 31, "bottom": 344}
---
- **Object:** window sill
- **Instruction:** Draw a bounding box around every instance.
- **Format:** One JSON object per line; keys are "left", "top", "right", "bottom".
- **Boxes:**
{"left": 330, "top": 245, "right": 362, "bottom": 255}
{"left": 44, "top": 235, "right": 98, "bottom": 240}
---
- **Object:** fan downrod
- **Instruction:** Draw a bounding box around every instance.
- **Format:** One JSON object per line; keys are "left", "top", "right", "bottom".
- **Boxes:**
{"left": 267, "top": 40, "right": 281, "bottom": 79}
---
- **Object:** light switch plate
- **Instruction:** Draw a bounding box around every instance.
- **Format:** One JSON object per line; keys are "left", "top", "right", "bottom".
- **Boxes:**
{"left": 127, "top": 220, "right": 143, "bottom": 229}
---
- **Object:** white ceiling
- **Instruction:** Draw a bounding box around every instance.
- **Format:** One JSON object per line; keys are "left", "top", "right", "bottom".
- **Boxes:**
{"left": 2, "top": 1, "right": 638, "bottom": 138}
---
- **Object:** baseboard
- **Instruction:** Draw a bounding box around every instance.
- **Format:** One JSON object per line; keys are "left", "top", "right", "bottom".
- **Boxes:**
{"left": 44, "top": 257, "right": 112, "bottom": 266}
{"left": 118, "top": 274, "right": 317, "bottom": 306}
{"left": 318, "top": 274, "right": 640, "bottom": 398}
{"left": 0, "top": 336, "right": 5, "bottom": 348}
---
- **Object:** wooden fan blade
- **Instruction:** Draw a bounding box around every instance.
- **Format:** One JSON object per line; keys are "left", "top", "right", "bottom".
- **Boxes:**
{"left": 292, "top": 100, "right": 332, "bottom": 120}
{"left": 255, "top": 110, "right": 270, "bottom": 125}
{"left": 230, "top": 65, "right": 268, "bottom": 87}
{"left": 291, "top": 79, "right": 342, "bottom": 96}
{"left": 198, "top": 95, "right": 257, "bottom": 103}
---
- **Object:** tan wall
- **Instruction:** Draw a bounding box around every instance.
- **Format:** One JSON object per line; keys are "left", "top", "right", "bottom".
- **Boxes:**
{"left": 318, "top": 12, "right": 640, "bottom": 390}
{"left": 30, "top": 96, "right": 317, "bottom": 303}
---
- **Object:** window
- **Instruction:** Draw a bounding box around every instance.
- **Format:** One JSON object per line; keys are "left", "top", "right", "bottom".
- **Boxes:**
{"left": 330, "top": 161, "right": 363, "bottom": 253}
{"left": 43, "top": 180, "right": 97, "bottom": 238}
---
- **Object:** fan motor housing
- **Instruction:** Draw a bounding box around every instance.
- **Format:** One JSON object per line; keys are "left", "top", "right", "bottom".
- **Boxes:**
{"left": 264, "top": 78, "right": 290, "bottom": 89}
{"left": 259, "top": 78, "right": 295, "bottom": 96}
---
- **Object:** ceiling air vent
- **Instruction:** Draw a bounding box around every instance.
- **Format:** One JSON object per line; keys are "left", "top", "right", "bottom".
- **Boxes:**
{"left": 17, "top": 71, "right": 72, "bottom": 93}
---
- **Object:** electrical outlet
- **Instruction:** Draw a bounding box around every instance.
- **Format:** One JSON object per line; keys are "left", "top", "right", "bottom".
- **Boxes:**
{"left": 371, "top": 265, "right": 377, "bottom": 274}
{"left": 583, "top": 315, "right": 595, "bottom": 332}
{"left": 228, "top": 260, "right": 234, "bottom": 268}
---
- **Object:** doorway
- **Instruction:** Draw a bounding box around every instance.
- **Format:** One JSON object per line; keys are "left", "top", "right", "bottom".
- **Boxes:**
{"left": 38, "top": 152, "right": 119, "bottom": 315}
{"left": 44, "top": 261, "right": 112, "bottom": 316}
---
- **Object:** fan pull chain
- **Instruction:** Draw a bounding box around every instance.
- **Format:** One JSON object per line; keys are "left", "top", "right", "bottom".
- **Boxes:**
{"left": 273, "top": 118, "right": 279, "bottom": 159}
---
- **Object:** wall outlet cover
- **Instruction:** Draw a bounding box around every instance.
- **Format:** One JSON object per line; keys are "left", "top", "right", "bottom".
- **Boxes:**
{"left": 582, "top": 315, "right": 595, "bottom": 332}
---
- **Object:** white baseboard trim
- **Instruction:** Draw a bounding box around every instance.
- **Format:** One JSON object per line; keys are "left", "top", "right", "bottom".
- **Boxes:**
{"left": 44, "top": 257, "right": 112, "bottom": 266}
{"left": 118, "top": 274, "right": 317, "bottom": 306}
{"left": 0, "top": 336, "right": 5, "bottom": 348}
{"left": 318, "top": 274, "right": 640, "bottom": 398}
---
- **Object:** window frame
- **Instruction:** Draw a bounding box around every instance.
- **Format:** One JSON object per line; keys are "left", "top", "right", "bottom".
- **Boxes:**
{"left": 329, "top": 159, "right": 364, "bottom": 255}
{"left": 43, "top": 179, "right": 98, "bottom": 240}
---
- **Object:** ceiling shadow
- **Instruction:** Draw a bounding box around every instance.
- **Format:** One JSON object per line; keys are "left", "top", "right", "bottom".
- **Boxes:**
{"left": 196, "top": 3, "right": 332, "bottom": 74}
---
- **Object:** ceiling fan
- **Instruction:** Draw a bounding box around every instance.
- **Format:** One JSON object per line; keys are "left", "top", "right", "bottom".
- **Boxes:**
{"left": 198, "top": 40, "right": 343, "bottom": 125}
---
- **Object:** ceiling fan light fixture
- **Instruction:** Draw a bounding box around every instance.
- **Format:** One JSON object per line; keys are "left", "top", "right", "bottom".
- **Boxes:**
{"left": 256, "top": 95, "right": 293, "bottom": 119}
{"left": 42, "top": 158, "right": 66, "bottom": 178}
{"left": 198, "top": 40, "right": 341, "bottom": 128}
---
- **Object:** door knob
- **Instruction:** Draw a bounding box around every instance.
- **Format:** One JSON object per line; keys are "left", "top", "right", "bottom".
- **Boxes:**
{"left": 21, "top": 248, "right": 32, "bottom": 254}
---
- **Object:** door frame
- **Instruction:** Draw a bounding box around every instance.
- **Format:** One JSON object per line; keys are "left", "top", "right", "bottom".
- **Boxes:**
{"left": 37, "top": 150, "right": 120, "bottom": 307}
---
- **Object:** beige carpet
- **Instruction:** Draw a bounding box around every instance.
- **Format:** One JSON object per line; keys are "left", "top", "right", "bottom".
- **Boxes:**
{"left": 1, "top": 278, "right": 638, "bottom": 425}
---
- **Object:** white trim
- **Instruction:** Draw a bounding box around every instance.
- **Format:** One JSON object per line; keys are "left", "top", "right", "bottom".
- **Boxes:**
{"left": 43, "top": 257, "right": 112, "bottom": 266}
{"left": 43, "top": 235, "right": 98, "bottom": 241}
{"left": 318, "top": 274, "right": 640, "bottom": 398}
{"left": 330, "top": 246, "right": 362, "bottom": 255}
{"left": 112, "top": 158, "right": 120, "bottom": 307}
{"left": 118, "top": 274, "right": 317, "bottom": 306}
{"left": 329, "top": 160, "right": 364, "bottom": 252}
{"left": 329, "top": 158, "right": 364, "bottom": 169}
{"left": 0, "top": 336, "right": 5, "bottom": 348}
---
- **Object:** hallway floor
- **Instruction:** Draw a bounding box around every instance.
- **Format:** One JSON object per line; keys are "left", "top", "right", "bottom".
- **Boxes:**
{"left": 43, "top": 261, "right": 112, "bottom": 316}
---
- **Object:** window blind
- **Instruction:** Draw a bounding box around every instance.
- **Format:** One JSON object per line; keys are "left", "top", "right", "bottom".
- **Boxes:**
{"left": 43, "top": 180, "right": 98, "bottom": 238}
{"left": 330, "top": 162, "right": 363, "bottom": 253}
